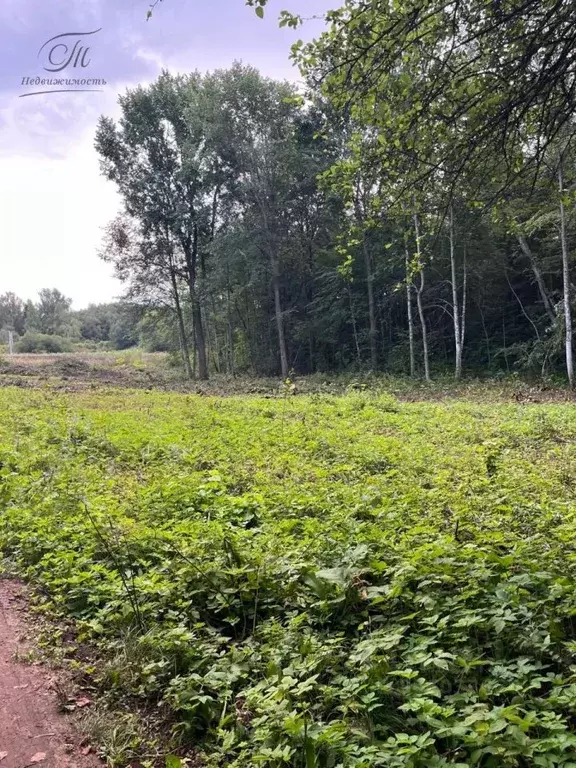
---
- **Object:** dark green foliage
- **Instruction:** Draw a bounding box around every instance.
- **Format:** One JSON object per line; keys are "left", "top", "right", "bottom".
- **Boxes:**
{"left": 91, "top": 58, "right": 576, "bottom": 382}
{"left": 0, "top": 292, "right": 26, "bottom": 335}
{"left": 15, "top": 333, "right": 73, "bottom": 353}
{"left": 2, "top": 293, "right": 142, "bottom": 351}
{"left": 27, "top": 288, "right": 73, "bottom": 336}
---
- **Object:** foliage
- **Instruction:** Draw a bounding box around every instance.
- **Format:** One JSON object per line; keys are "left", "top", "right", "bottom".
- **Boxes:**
{"left": 295, "top": 1, "right": 576, "bottom": 196}
{"left": 27, "top": 289, "right": 74, "bottom": 336}
{"left": 15, "top": 332, "right": 73, "bottom": 354}
{"left": 0, "top": 292, "right": 26, "bottom": 335}
{"left": 95, "top": 64, "right": 340, "bottom": 380}
{"left": 2, "top": 292, "right": 142, "bottom": 351}
{"left": 86, "top": 48, "right": 576, "bottom": 384}
{"left": 3, "top": 386, "right": 576, "bottom": 765}
{"left": 73, "top": 303, "right": 139, "bottom": 349}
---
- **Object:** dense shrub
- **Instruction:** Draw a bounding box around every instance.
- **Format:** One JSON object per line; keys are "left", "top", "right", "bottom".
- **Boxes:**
{"left": 15, "top": 332, "right": 73, "bottom": 353}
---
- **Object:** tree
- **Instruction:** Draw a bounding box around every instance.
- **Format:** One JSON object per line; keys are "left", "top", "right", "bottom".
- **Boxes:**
{"left": 92, "top": 47, "right": 576, "bottom": 384}
{"left": 198, "top": 64, "right": 335, "bottom": 377}
{"left": 96, "top": 72, "right": 211, "bottom": 379}
{"left": 558, "top": 150, "right": 574, "bottom": 389}
{"left": 74, "top": 303, "right": 122, "bottom": 343}
{"left": 412, "top": 212, "right": 430, "bottom": 382}
{"left": 234, "top": 87, "right": 301, "bottom": 380}
{"left": 0, "top": 293, "right": 25, "bottom": 335}
{"left": 100, "top": 215, "right": 194, "bottom": 376}
{"left": 32, "top": 289, "right": 72, "bottom": 336}
{"left": 110, "top": 306, "right": 141, "bottom": 350}
{"left": 296, "top": 1, "right": 576, "bottom": 199}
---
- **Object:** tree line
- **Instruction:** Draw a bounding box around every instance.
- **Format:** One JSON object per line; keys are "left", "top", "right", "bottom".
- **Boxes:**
{"left": 95, "top": 44, "right": 576, "bottom": 384}
{"left": 0, "top": 290, "right": 143, "bottom": 352}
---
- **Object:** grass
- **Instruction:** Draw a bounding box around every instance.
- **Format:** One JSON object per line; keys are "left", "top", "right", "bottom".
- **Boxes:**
{"left": 2, "top": 384, "right": 576, "bottom": 766}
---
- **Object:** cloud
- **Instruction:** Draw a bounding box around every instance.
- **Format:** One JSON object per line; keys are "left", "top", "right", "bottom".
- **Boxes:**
{"left": 0, "top": 128, "right": 122, "bottom": 308}
{"left": 1, "top": 94, "right": 104, "bottom": 159}
{"left": 133, "top": 47, "right": 166, "bottom": 73}
{"left": 0, "top": 0, "right": 34, "bottom": 31}
{"left": 0, "top": 0, "right": 334, "bottom": 307}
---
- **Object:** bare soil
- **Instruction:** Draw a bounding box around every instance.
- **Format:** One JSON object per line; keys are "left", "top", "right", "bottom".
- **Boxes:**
{"left": 1, "top": 351, "right": 576, "bottom": 402}
{"left": 0, "top": 580, "right": 100, "bottom": 768}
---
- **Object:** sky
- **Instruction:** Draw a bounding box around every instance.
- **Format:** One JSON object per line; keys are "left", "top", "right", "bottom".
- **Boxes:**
{"left": 0, "top": 0, "right": 331, "bottom": 309}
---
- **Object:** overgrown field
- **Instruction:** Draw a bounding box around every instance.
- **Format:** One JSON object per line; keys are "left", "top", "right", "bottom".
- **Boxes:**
{"left": 3, "top": 386, "right": 576, "bottom": 767}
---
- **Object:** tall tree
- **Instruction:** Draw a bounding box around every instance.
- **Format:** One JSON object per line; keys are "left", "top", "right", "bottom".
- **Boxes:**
{"left": 296, "top": 1, "right": 576, "bottom": 198}
{"left": 558, "top": 151, "right": 574, "bottom": 389}
{"left": 100, "top": 215, "right": 193, "bottom": 377}
{"left": 200, "top": 64, "right": 317, "bottom": 378}
{"left": 96, "top": 72, "right": 211, "bottom": 378}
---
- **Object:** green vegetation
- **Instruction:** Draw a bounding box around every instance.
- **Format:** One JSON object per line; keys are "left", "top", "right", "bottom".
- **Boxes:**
{"left": 16, "top": 332, "right": 73, "bottom": 354}
{"left": 97, "top": 3, "right": 576, "bottom": 386}
{"left": 5, "top": 4, "right": 576, "bottom": 765}
{"left": 3, "top": 384, "right": 576, "bottom": 766}
{"left": 0, "top": 290, "right": 155, "bottom": 354}
{"left": 9, "top": 2, "right": 576, "bottom": 382}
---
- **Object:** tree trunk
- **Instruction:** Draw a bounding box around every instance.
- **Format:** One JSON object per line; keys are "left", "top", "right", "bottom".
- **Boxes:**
{"left": 184, "top": 224, "right": 208, "bottom": 380}
{"left": 559, "top": 155, "right": 574, "bottom": 389}
{"left": 415, "top": 270, "right": 431, "bottom": 382}
{"left": 210, "top": 293, "right": 222, "bottom": 374}
{"left": 405, "top": 246, "right": 416, "bottom": 377}
{"left": 413, "top": 213, "right": 431, "bottom": 382}
{"left": 307, "top": 241, "right": 316, "bottom": 373}
{"left": 272, "top": 255, "right": 289, "bottom": 379}
{"left": 227, "top": 289, "right": 235, "bottom": 376}
{"left": 190, "top": 309, "right": 197, "bottom": 379}
{"left": 502, "top": 317, "right": 510, "bottom": 372}
{"left": 224, "top": 250, "right": 235, "bottom": 376}
{"left": 517, "top": 234, "right": 556, "bottom": 323}
{"left": 506, "top": 271, "right": 541, "bottom": 340}
{"left": 461, "top": 245, "right": 467, "bottom": 353}
{"left": 363, "top": 236, "right": 378, "bottom": 369}
{"left": 449, "top": 202, "right": 463, "bottom": 380}
{"left": 192, "top": 297, "right": 208, "bottom": 380}
{"left": 169, "top": 266, "right": 192, "bottom": 379}
{"left": 348, "top": 285, "right": 362, "bottom": 367}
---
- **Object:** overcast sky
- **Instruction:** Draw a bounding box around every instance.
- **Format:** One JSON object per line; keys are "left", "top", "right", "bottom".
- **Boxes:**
{"left": 0, "top": 0, "right": 330, "bottom": 309}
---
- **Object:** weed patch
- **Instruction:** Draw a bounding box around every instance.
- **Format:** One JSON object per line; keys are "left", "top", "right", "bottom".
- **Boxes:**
{"left": 2, "top": 388, "right": 576, "bottom": 766}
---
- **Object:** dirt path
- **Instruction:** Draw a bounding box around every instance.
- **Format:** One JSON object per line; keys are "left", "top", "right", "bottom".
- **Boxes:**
{"left": 0, "top": 580, "right": 99, "bottom": 768}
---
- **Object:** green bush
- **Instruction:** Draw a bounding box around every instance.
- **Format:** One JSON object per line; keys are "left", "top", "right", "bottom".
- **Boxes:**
{"left": 15, "top": 333, "right": 73, "bottom": 354}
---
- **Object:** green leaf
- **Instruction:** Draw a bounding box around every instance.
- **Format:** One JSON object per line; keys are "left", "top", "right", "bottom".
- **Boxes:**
{"left": 305, "top": 741, "right": 316, "bottom": 768}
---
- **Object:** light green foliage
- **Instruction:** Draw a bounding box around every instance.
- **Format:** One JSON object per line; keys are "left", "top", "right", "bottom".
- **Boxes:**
{"left": 3, "top": 387, "right": 576, "bottom": 765}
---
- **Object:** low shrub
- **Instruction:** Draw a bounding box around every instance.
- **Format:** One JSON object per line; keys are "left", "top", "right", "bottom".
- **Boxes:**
{"left": 16, "top": 333, "right": 73, "bottom": 354}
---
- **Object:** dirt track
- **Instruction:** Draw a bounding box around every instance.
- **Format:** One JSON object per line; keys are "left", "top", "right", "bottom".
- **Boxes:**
{"left": 0, "top": 581, "right": 98, "bottom": 768}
